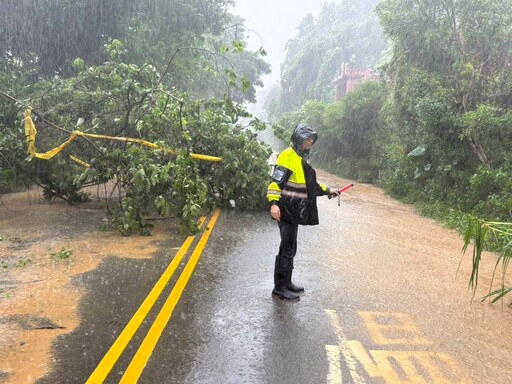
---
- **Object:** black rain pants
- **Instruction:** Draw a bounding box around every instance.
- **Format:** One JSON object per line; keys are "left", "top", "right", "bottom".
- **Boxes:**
{"left": 278, "top": 220, "right": 299, "bottom": 259}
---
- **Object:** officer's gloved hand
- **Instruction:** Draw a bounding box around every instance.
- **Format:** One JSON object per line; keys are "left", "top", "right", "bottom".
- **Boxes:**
{"left": 328, "top": 187, "right": 340, "bottom": 198}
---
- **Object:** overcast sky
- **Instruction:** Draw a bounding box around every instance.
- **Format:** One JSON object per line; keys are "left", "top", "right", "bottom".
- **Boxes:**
{"left": 230, "top": 0, "right": 339, "bottom": 88}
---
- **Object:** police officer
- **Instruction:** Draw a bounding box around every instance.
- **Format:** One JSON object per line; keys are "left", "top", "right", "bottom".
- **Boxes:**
{"left": 267, "top": 123, "right": 339, "bottom": 301}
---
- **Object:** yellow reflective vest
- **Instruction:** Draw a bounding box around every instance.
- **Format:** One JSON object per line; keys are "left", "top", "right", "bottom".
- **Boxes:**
{"left": 267, "top": 147, "right": 329, "bottom": 225}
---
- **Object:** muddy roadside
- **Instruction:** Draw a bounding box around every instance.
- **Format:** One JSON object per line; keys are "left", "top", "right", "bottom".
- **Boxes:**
{"left": 0, "top": 187, "right": 180, "bottom": 384}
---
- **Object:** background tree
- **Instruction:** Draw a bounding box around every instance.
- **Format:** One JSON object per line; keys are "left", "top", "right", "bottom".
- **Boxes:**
{"left": 186, "top": 16, "right": 271, "bottom": 104}
{"left": 271, "top": 0, "right": 386, "bottom": 115}
{"left": 375, "top": 0, "right": 512, "bottom": 220}
{"left": 0, "top": 0, "right": 232, "bottom": 74}
{"left": 0, "top": 1, "right": 269, "bottom": 104}
{"left": 376, "top": 0, "right": 512, "bottom": 166}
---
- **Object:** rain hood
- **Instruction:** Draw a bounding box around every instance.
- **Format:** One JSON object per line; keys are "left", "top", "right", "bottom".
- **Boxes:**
{"left": 291, "top": 123, "right": 318, "bottom": 159}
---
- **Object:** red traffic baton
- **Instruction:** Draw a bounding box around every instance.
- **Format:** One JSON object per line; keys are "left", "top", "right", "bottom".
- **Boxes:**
{"left": 337, "top": 183, "right": 354, "bottom": 194}
{"left": 328, "top": 182, "right": 354, "bottom": 198}
{"left": 328, "top": 183, "right": 354, "bottom": 205}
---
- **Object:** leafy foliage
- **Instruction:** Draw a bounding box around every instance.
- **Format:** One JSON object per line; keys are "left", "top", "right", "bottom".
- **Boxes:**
{"left": 0, "top": 0, "right": 277, "bottom": 235}
{"left": 372, "top": 0, "right": 512, "bottom": 228}
{"left": 0, "top": 56, "right": 39, "bottom": 193}
{"left": 50, "top": 248, "right": 73, "bottom": 261}
{"left": 376, "top": 0, "right": 512, "bottom": 168}
{"left": 462, "top": 217, "right": 512, "bottom": 303}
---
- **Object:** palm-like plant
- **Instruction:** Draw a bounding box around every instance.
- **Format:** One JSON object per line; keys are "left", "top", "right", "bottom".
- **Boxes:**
{"left": 462, "top": 216, "right": 512, "bottom": 303}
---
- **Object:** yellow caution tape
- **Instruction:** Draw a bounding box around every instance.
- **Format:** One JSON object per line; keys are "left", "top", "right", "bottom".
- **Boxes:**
{"left": 69, "top": 155, "right": 91, "bottom": 168}
{"left": 25, "top": 108, "right": 79, "bottom": 160}
{"left": 24, "top": 108, "right": 37, "bottom": 155}
{"left": 24, "top": 109, "right": 222, "bottom": 164}
{"left": 189, "top": 153, "right": 223, "bottom": 162}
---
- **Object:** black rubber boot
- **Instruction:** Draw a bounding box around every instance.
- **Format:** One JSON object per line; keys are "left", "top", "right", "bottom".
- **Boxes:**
{"left": 272, "top": 257, "right": 300, "bottom": 301}
{"left": 287, "top": 258, "right": 304, "bottom": 293}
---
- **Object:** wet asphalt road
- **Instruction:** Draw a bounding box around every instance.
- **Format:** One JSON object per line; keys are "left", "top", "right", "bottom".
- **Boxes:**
{"left": 37, "top": 188, "right": 512, "bottom": 384}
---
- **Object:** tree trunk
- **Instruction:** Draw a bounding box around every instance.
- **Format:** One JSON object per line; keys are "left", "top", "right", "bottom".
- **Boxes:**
{"left": 467, "top": 135, "right": 490, "bottom": 166}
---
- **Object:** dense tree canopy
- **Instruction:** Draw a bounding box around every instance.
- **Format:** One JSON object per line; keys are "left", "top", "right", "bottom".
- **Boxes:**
{"left": 0, "top": 0, "right": 269, "bottom": 104}
{"left": 376, "top": 0, "right": 512, "bottom": 167}
{"left": 0, "top": 0, "right": 232, "bottom": 74}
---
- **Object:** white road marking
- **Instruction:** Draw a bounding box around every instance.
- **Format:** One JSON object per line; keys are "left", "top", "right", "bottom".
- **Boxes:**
{"left": 326, "top": 309, "right": 367, "bottom": 384}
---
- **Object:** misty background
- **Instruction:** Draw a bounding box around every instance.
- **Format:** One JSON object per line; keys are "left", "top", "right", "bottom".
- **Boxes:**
{"left": 230, "top": 0, "right": 341, "bottom": 114}
{"left": 231, "top": 0, "right": 336, "bottom": 86}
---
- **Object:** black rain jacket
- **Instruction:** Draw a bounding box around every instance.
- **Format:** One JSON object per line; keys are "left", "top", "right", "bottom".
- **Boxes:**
{"left": 267, "top": 124, "right": 330, "bottom": 225}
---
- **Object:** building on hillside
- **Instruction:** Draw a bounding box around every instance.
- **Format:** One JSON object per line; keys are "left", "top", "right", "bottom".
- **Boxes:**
{"left": 333, "top": 63, "right": 379, "bottom": 101}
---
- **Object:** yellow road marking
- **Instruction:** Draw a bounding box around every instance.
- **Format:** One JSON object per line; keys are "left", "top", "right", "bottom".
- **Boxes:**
{"left": 120, "top": 208, "right": 221, "bottom": 383}
{"left": 359, "top": 312, "right": 432, "bottom": 345}
{"left": 343, "top": 311, "right": 473, "bottom": 383}
{"left": 86, "top": 216, "right": 207, "bottom": 384}
{"left": 348, "top": 340, "right": 472, "bottom": 383}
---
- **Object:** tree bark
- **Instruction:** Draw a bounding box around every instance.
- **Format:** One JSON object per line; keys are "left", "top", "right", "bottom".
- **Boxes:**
{"left": 467, "top": 135, "right": 490, "bottom": 166}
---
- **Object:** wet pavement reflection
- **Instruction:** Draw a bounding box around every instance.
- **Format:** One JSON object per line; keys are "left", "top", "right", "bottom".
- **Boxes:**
{"left": 37, "top": 182, "right": 512, "bottom": 383}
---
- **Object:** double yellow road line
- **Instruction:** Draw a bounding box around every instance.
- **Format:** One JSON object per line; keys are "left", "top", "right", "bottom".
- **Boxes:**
{"left": 86, "top": 208, "right": 221, "bottom": 383}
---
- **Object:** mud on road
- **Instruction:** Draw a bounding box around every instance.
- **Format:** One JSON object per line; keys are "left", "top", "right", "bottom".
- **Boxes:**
{"left": 0, "top": 187, "right": 181, "bottom": 383}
